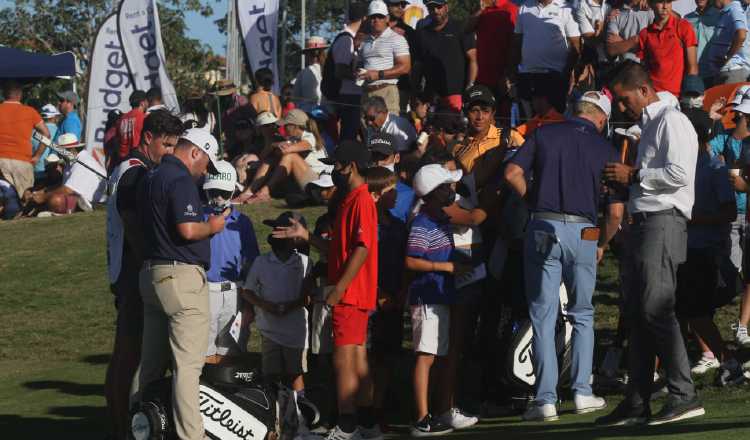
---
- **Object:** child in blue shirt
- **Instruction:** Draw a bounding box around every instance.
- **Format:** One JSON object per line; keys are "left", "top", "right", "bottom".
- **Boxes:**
{"left": 203, "top": 160, "right": 259, "bottom": 364}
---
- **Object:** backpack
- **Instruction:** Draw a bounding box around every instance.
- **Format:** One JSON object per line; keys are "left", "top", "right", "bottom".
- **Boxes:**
{"left": 321, "top": 32, "right": 354, "bottom": 101}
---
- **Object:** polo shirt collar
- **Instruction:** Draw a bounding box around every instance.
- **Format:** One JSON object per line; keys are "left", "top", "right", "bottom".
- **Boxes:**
{"left": 641, "top": 96, "right": 673, "bottom": 125}
{"left": 649, "top": 13, "right": 676, "bottom": 32}
{"left": 343, "top": 183, "right": 369, "bottom": 205}
{"left": 469, "top": 123, "right": 500, "bottom": 143}
{"left": 570, "top": 116, "right": 598, "bottom": 132}
{"left": 369, "top": 27, "right": 394, "bottom": 41}
{"left": 268, "top": 249, "right": 300, "bottom": 265}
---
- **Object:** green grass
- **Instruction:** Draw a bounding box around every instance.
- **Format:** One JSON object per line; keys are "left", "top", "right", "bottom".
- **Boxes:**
{"left": 1, "top": 205, "right": 750, "bottom": 439}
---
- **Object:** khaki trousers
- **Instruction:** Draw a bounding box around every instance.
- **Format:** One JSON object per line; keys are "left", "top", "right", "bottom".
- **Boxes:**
{"left": 0, "top": 158, "right": 33, "bottom": 195}
{"left": 134, "top": 263, "right": 209, "bottom": 440}
{"left": 363, "top": 84, "right": 400, "bottom": 115}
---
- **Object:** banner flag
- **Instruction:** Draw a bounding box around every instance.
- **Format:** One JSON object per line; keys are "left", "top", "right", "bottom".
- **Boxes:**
{"left": 85, "top": 14, "right": 134, "bottom": 153}
{"left": 237, "top": 0, "right": 280, "bottom": 94}
{"left": 117, "top": 0, "right": 180, "bottom": 112}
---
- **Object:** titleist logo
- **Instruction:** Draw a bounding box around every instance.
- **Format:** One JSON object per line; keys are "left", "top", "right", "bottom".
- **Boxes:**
{"left": 199, "top": 390, "right": 256, "bottom": 440}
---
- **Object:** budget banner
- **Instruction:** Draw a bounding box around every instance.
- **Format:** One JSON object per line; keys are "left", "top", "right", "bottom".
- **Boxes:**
{"left": 85, "top": 13, "right": 134, "bottom": 153}
{"left": 237, "top": 0, "right": 280, "bottom": 94}
{"left": 117, "top": 0, "right": 180, "bottom": 112}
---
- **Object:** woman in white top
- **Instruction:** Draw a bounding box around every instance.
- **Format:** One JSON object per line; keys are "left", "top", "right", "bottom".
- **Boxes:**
{"left": 179, "top": 96, "right": 216, "bottom": 132}
{"left": 238, "top": 109, "right": 332, "bottom": 203}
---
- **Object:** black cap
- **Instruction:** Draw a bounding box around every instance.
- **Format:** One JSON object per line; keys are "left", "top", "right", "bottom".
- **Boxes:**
{"left": 129, "top": 90, "right": 147, "bottom": 107}
{"left": 263, "top": 211, "right": 307, "bottom": 229}
{"left": 349, "top": 2, "right": 368, "bottom": 21}
{"left": 464, "top": 84, "right": 495, "bottom": 107}
{"left": 368, "top": 133, "right": 397, "bottom": 156}
{"left": 321, "top": 140, "right": 372, "bottom": 168}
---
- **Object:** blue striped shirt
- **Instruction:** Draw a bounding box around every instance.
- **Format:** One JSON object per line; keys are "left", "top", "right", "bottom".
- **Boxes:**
{"left": 407, "top": 212, "right": 456, "bottom": 305}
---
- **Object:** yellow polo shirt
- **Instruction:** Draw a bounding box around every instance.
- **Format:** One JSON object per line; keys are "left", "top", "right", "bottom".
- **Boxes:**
{"left": 453, "top": 124, "right": 524, "bottom": 173}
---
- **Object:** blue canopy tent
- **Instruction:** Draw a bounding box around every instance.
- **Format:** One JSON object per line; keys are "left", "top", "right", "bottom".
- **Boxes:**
{"left": 0, "top": 47, "right": 76, "bottom": 79}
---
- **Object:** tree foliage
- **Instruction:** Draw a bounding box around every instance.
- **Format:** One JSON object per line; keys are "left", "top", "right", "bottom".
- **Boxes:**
{"left": 0, "top": 0, "right": 220, "bottom": 105}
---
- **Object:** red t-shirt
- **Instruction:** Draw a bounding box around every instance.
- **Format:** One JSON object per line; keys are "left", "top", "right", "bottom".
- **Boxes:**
{"left": 117, "top": 108, "right": 145, "bottom": 159}
{"left": 328, "top": 183, "right": 379, "bottom": 310}
{"left": 637, "top": 15, "right": 697, "bottom": 97}
{"left": 476, "top": 0, "right": 518, "bottom": 88}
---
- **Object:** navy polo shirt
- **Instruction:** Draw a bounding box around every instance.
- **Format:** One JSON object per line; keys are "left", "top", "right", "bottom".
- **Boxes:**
{"left": 510, "top": 117, "right": 625, "bottom": 224}
{"left": 139, "top": 154, "right": 211, "bottom": 268}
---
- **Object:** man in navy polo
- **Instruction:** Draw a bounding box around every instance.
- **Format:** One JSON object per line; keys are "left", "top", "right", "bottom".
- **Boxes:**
{"left": 133, "top": 128, "right": 228, "bottom": 440}
{"left": 504, "top": 92, "right": 625, "bottom": 422}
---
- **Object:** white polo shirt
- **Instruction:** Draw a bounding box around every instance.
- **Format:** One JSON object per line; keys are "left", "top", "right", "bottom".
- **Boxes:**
{"left": 359, "top": 27, "right": 410, "bottom": 86}
{"left": 367, "top": 113, "right": 417, "bottom": 152}
{"left": 515, "top": 0, "right": 581, "bottom": 73}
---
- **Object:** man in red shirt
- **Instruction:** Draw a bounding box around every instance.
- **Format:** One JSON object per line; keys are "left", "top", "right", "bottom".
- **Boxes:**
{"left": 637, "top": 0, "right": 698, "bottom": 97}
{"left": 273, "top": 140, "right": 379, "bottom": 440}
{"left": 467, "top": 0, "right": 518, "bottom": 117}
{"left": 116, "top": 90, "right": 148, "bottom": 164}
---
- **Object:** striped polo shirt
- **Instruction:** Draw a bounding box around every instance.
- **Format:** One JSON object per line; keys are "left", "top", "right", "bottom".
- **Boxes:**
{"left": 407, "top": 212, "right": 456, "bottom": 305}
{"left": 359, "top": 27, "right": 410, "bottom": 86}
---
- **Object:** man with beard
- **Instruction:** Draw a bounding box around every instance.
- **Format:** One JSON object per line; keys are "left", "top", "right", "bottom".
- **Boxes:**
{"left": 104, "top": 110, "right": 184, "bottom": 440}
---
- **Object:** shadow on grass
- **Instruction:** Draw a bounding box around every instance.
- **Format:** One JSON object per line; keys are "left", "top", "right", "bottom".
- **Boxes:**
{"left": 81, "top": 353, "right": 111, "bottom": 365}
{"left": 0, "top": 410, "right": 107, "bottom": 438}
{"left": 23, "top": 380, "right": 104, "bottom": 397}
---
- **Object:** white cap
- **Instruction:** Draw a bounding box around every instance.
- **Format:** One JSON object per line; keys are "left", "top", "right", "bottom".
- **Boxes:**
{"left": 41, "top": 104, "right": 61, "bottom": 118}
{"left": 368, "top": 0, "right": 389, "bottom": 16}
{"left": 413, "top": 164, "right": 463, "bottom": 197}
{"left": 203, "top": 160, "right": 239, "bottom": 192}
{"left": 308, "top": 173, "right": 334, "bottom": 188}
{"left": 731, "top": 85, "right": 750, "bottom": 107}
{"left": 256, "top": 111, "right": 278, "bottom": 126}
{"left": 45, "top": 153, "right": 61, "bottom": 164}
{"left": 578, "top": 91, "right": 611, "bottom": 118}
{"left": 56, "top": 133, "right": 84, "bottom": 149}
{"left": 180, "top": 128, "right": 219, "bottom": 169}
{"left": 735, "top": 97, "right": 750, "bottom": 115}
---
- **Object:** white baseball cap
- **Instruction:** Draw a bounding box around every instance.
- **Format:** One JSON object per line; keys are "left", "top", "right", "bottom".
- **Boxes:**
{"left": 56, "top": 133, "right": 84, "bottom": 149}
{"left": 368, "top": 0, "right": 389, "bottom": 16}
{"left": 735, "top": 97, "right": 750, "bottom": 115}
{"left": 579, "top": 91, "right": 611, "bottom": 118}
{"left": 731, "top": 85, "right": 750, "bottom": 107}
{"left": 45, "top": 153, "right": 61, "bottom": 164}
{"left": 41, "top": 104, "right": 61, "bottom": 119}
{"left": 203, "top": 160, "right": 240, "bottom": 192}
{"left": 256, "top": 111, "right": 278, "bottom": 126}
{"left": 180, "top": 128, "right": 219, "bottom": 169}
{"left": 413, "top": 164, "right": 463, "bottom": 197}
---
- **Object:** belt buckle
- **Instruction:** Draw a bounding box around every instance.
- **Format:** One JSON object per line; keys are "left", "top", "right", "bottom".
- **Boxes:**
{"left": 221, "top": 281, "right": 231, "bottom": 292}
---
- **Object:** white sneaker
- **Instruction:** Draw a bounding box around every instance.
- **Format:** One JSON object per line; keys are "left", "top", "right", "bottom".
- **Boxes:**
{"left": 522, "top": 403, "right": 558, "bottom": 422}
{"left": 358, "top": 424, "right": 384, "bottom": 440}
{"left": 573, "top": 394, "right": 607, "bottom": 414}
{"left": 325, "top": 426, "right": 361, "bottom": 440}
{"left": 734, "top": 323, "right": 750, "bottom": 348}
{"left": 439, "top": 407, "right": 478, "bottom": 430}
{"left": 691, "top": 355, "right": 720, "bottom": 375}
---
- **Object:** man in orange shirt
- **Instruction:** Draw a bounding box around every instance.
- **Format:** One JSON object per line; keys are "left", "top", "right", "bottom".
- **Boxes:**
{"left": 0, "top": 80, "right": 51, "bottom": 195}
{"left": 515, "top": 85, "right": 566, "bottom": 137}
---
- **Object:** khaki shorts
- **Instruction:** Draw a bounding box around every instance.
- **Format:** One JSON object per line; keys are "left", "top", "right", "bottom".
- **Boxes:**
{"left": 363, "top": 84, "right": 400, "bottom": 115}
{"left": 261, "top": 337, "right": 307, "bottom": 376}
{"left": 0, "top": 158, "right": 34, "bottom": 195}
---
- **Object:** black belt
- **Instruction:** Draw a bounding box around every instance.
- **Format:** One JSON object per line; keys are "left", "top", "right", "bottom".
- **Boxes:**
{"left": 533, "top": 212, "right": 592, "bottom": 224}
{"left": 631, "top": 208, "right": 680, "bottom": 224}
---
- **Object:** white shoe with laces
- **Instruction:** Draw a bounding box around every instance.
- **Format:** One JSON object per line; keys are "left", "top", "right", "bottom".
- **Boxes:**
{"left": 325, "top": 426, "right": 361, "bottom": 440}
{"left": 522, "top": 403, "right": 558, "bottom": 422}
{"left": 691, "top": 355, "right": 720, "bottom": 375}
{"left": 733, "top": 323, "right": 750, "bottom": 348}
{"left": 439, "top": 407, "right": 478, "bottom": 429}
{"left": 574, "top": 394, "right": 607, "bottom": 414}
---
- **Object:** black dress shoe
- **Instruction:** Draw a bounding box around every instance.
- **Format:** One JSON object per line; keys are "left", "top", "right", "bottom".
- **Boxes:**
{"left": 648, "top": 396, "right": 705, "bottom": 426}
{"left": 595, "top": 400, "right": 650, "bottom": 426}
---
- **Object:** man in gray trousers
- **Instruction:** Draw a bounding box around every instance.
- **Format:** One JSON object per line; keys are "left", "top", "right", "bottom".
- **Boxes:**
{"left": 600, "top": 61, "right": 705, "bottom": 426}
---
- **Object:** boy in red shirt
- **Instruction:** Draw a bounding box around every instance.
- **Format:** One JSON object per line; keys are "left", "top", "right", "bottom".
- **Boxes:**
{"left": 117, "top": 90, "right": 148, "bottom": 163}
{"left": 272, "top": 140, "right": 380, "bottom": 440}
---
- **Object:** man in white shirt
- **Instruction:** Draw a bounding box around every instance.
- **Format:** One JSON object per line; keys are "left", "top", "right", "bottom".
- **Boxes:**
{"left": 363, "top": 96, "right": 416, "bottom": 152}
{"left": 293, "top": 37, "right": 329, "bottom": 113}
{"left": 600, "top": 61, "right": 705, "bottom": 427}
{"left": 358, "top": 0, "right": 412, "bottom": 114}
{"left": 510, "top": 0, "right": 582, "bottom": 113}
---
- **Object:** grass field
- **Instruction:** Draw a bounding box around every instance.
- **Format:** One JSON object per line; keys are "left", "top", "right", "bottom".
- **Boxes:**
{"left": 1, "top": 204, "right": 750, "bottom": 439}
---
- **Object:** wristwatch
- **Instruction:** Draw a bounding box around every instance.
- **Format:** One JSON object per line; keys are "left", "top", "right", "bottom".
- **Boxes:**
{"left": 378, "top": 70, "right": 385, "bottom": 80}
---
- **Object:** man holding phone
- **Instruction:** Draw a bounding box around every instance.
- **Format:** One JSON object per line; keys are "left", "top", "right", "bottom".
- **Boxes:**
{"left": 504, "top": 91, "right": 625, "bottom": 422}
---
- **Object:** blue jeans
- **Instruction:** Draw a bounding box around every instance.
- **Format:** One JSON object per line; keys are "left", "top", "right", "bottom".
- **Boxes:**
{"left": 524, "top": 218, "right": 597, "bottom": 404}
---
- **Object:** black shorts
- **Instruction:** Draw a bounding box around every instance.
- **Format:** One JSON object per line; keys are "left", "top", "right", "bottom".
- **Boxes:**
{"left": 368, "top": 308, "right": 404, "bottom": 358}
{"left": 676, "top": 248, "right": 718, "bottom": 319}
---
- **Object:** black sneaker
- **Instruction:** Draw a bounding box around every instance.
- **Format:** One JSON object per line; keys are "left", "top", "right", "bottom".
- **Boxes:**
{"left": 595, "top": 400, "right": 650, "bottom": 426}
{"left": 410, "top": 414, "right": 454, "bottom": 437}
{"left": 648, "top": 397, "right": 705, "bottom": 426}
